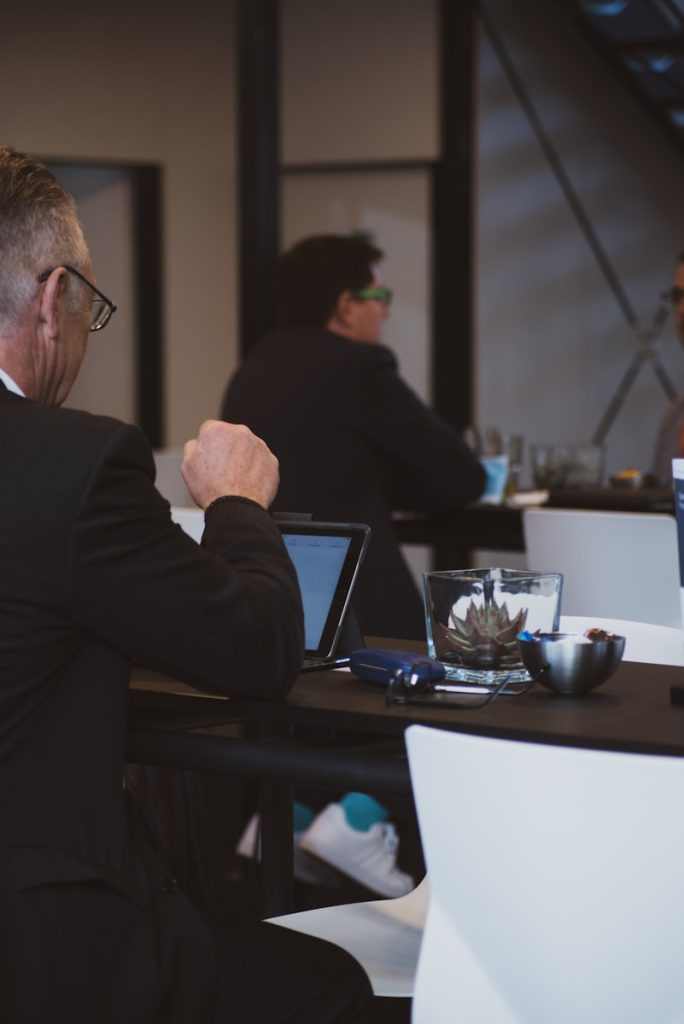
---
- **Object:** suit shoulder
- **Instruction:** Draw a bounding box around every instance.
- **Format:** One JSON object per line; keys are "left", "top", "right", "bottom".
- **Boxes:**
{"left": 33, "top": 400, "right": 136, "bottom": 438}
{"left": 6, "top": 398, "right": 150, "bottom": 468}
{"left": 347, "top": 340, "right": 398, "bottom": 370}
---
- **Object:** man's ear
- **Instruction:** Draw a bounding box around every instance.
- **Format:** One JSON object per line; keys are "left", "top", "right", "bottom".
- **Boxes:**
{"left": 331, "top": 290, "right": 356, "bottom": 330}
{"left": 37, "top": 267, "right": 67, "bottom": 341}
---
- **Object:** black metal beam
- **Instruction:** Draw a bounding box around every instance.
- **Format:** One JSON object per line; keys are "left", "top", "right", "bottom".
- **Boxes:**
{"left": 617, "top": 37, "right": 684, "bottom": 53}
{"left": 432, "top": 0, "right": 478, "bottom": 430}
{"left": 126, "top": 728, "right": 411, "bottom": 794}
{"left": 282, "top": 158, "right": 435, "bottom": 176}
{"left": 130, "top": 165, "right": 164, "bottom": 447}
{"left": 569, "top": 7, "right": 684, "bottom": 163}
{"left": 236, "top": 0, "right": 281, "bottom": 355}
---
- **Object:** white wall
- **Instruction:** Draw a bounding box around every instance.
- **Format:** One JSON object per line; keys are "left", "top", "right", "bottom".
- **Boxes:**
{"left": 477, "top": 0, "right": 684, "bottom": 482}
{"left": 284, "top": 0, "right": 684, "bottom": 485}
{"left": 56, "top": 166, "right": 136, "bottom": 423}
{"left": 3, "top": 0, "right": 683, "bottom": 488}
{"left": 0, "top": 0, "right": 237, "bottom": 446}
{"left": 281, "top": 0, "right": 438, "bottom": 164}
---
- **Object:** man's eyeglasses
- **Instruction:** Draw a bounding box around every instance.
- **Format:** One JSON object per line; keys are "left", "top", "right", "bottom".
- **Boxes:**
{"left": 386, "top": 665, "right": 539, "bottom": 708}
{"left": 37, "top": 265, "right": 117, "bottom": 332}
{"left": 352, "top": 287, "right": 393, "bottom": 307}
{"left": 662, "top": 285, "right": 684, "bottom": 306}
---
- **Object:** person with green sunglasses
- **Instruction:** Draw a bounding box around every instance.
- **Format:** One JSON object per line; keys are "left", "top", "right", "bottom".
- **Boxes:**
{"left": 222, "top": 234, "right": 485, "bottom": 900}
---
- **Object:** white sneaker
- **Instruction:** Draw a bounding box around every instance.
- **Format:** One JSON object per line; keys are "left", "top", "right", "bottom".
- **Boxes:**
{"left": 235, "top": 813, "right": 261, "bottom": 859}
{"left": 236, "top": 813, "right": 341, "bottom": 887}
{"left": 299, "top": 803, "right": 414, "bottom": 898}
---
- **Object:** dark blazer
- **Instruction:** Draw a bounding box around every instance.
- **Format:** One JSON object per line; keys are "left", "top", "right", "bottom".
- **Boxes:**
{"left": 0, "top": 383, "right": 303, "bottom": 1022}
{"left": 220, "top": 328, "right": 485, "bottom": 640}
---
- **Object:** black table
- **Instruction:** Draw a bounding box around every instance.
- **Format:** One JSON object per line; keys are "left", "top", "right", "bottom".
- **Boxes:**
{"left": 392, "top": 487, "right": 675, "bottom": 557}
{"left": 128, "top": 654, "right": 684, "bottom": 913}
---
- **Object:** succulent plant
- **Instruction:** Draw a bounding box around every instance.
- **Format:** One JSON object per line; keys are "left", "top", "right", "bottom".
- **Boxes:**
{"left": 436, "top": 599, "right": 528, "bottom": 669}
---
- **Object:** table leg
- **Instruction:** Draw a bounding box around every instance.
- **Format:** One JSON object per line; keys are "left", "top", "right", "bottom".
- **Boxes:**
{"left": 259, "top": 778, "right": 294, "bottom": 916}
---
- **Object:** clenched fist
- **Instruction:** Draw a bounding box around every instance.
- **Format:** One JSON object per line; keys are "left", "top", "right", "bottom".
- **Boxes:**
{"left": 181, "top": 419, "right": 279, "bottom": 510}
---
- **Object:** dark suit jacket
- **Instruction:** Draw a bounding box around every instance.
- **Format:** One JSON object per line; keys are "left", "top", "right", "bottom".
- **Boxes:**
{"left": 220, "top": 328, "right": 485, "bottom": 640}
{"left": 0, "top": 383, "right": 303, "bottom": 1022}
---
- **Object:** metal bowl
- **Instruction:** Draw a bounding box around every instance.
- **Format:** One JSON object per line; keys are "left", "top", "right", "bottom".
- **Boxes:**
{"left": 519, "top": 632, "right": 626, "bottom": 695}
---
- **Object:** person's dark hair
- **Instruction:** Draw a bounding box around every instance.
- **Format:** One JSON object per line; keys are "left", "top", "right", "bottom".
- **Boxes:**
{"left": 276, "top": 234, "right": 383, "bottom": 328}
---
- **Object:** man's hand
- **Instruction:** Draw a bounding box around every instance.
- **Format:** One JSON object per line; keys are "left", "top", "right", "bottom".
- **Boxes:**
{"left": 181, "top": 420, "right": 280, "bottom": 510}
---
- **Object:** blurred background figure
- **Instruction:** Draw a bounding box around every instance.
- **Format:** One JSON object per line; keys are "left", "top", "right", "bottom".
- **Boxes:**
{"left": 652, "top": 251, "right": 684, "bottom": 484}
{"left": 220, "top": 233, "right": 485, "bottom": 641}
{"left": 223, "top": 233, "right": 484, "bottom": 900}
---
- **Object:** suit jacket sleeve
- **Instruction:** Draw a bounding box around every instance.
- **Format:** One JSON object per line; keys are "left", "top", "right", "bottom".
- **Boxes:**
{"left": 66, "top": 422, "right": 304, "bottom": 698}
{"left": 349, "top": 344, "right": 485, "bottom": 509}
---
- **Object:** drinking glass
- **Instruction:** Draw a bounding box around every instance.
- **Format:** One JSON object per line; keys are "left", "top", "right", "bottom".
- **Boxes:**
{"left": 465, "top": 427, "right": 524, "bottom": 502}
{"left": 423, "top": 568, "right": 563, "bottom": 687}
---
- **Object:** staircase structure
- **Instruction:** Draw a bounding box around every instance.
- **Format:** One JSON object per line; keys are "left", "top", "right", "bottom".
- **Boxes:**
{"left": 567, "top": 0, "right": 684, "bottom": 154}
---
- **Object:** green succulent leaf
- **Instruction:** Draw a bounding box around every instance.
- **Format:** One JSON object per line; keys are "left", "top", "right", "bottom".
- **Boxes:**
{"left": 436, "top": 598, "right": 529, "bottom": 669}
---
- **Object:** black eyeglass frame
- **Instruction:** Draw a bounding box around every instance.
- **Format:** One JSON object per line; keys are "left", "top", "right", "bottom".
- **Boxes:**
{"left": 385, "top": 664, "right": 539, "bottom": 709}
{"left": 37, "top": 264, "right": 117, "bottom": 332}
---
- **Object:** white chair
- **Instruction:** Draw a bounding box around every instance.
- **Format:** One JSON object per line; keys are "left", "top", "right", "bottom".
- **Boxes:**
{"left": 267, "top": 876, "right": 428, "bottom": 997}
{"left": 523, "top": 507, "right": 681, "bottom": 628}
{"left": 406, "top": 723, "right": 684, "bottom": 1024}
{"left": 153, "top": 448, "right": 193, "bottom": 507}
{"left": 560, "top": 614, "right": 684, "bottom": 666}
{"left": 170, "top": 505, "right": 204, "bottom": 544}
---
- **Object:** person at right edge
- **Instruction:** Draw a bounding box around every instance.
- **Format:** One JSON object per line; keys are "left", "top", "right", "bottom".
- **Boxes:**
{"left": 653, "top": 250, "right": 684, "bottom": 484}
{"left": 221, "top": 234, "right": 485, "bottom": 902}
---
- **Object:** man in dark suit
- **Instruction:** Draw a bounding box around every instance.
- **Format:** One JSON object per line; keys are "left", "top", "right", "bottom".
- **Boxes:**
{"left": 0, "top": 147, "right": 372, "bottom": 1022}
{"left": 220, "top": 233, "right": 485, "bottom": 641}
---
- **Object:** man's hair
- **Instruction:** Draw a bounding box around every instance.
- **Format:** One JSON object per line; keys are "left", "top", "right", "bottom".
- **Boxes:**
{"left": 276, "top": 234, "right": 384, "bottom": 328}
{"left": 0, "top": 145, "right": 89, "bottom": 329}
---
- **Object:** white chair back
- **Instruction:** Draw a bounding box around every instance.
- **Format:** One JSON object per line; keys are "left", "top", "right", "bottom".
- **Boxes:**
{"left": 170, "top": 506, "right": 204, "bottom": 544}
{"left": 523, "top": 508, "right": 681, "bottom": 627}
{"left": 406, "top": 724, "right": 684, "bottom": 1024}
{"left": 268, "top": 877, "right": 428, "bottom": 997}
{"left": 153, "top": 448, "right": 193, "bottom": 506}
{"left": 560, "top": 614, "right": 684, "bottom": 666}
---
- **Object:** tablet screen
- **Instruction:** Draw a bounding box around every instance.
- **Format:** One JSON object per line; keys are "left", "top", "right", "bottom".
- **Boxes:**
{"left": 279, "top": 521, "right": 370, "bottom": 659}
{"left": 282, "top": 533, "right": 351, "bottom": 651}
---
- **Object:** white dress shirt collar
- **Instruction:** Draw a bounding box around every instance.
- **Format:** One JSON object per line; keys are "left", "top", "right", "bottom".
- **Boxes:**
{"left": 0, "top": 368, "right": 25, "bottom": 398}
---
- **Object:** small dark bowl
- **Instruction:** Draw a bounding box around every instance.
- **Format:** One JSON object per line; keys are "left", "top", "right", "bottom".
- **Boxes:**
{"left": 609, "top": 471, "right": 643, "bottom": 490}
{"left": 519, "top": 632, "right": 626, "bottom": 695}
